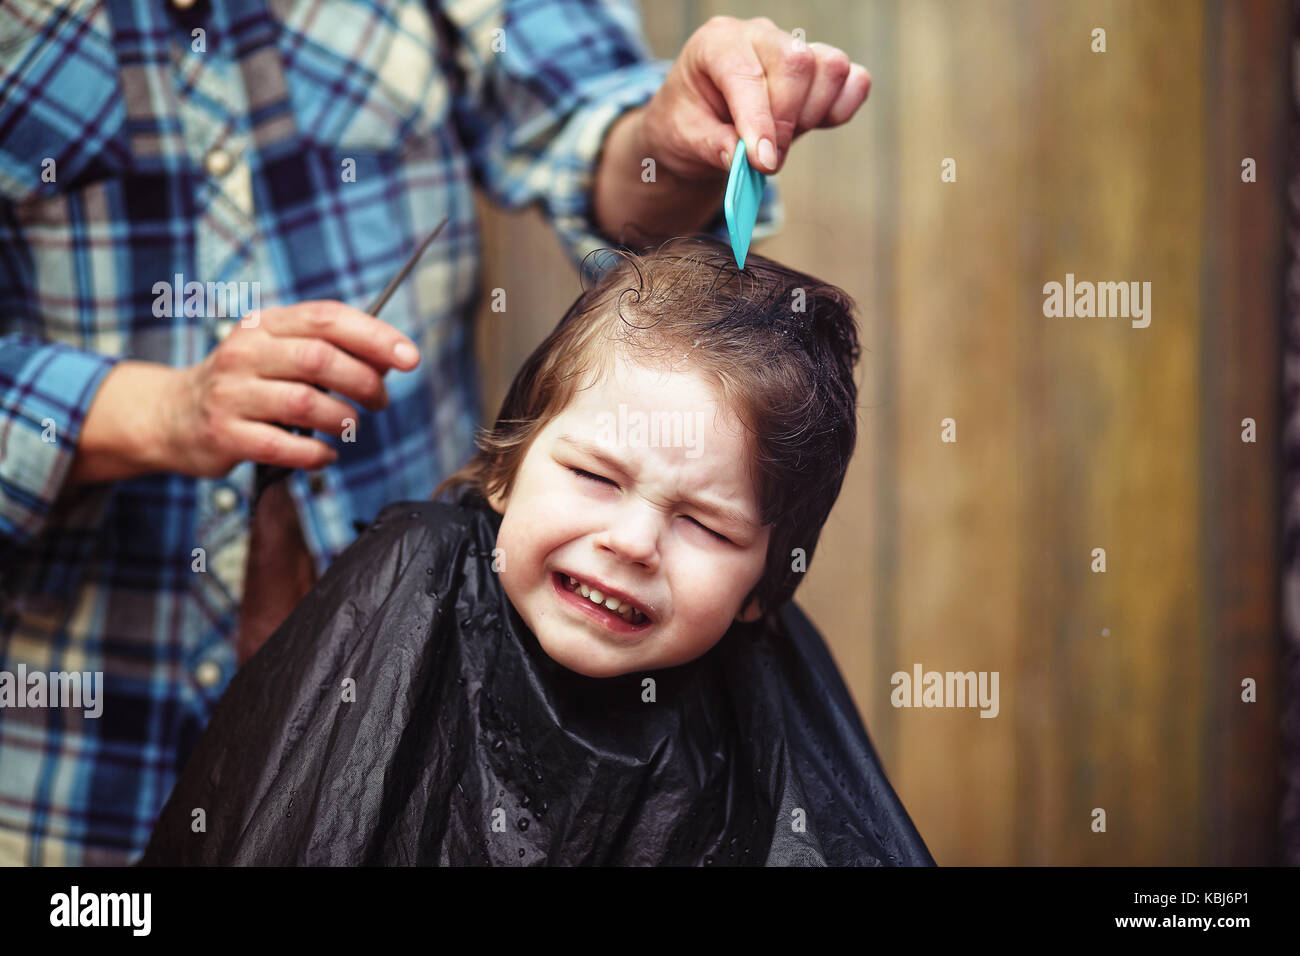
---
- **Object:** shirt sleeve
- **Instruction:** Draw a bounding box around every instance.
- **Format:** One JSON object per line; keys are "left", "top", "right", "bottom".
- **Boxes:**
{"left": 0, "top": 334, "right": 121, "bottom": 592}
{"left": 440, "top": 0, "right": 780, "bottom": 270}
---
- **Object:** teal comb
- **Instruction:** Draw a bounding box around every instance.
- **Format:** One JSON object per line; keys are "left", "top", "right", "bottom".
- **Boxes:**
{"left": 723, "top": 139, "right": 767, "bottom": 269}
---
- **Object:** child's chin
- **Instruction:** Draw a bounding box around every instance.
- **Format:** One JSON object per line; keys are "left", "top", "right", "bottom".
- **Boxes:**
{"left": 534, "top": 629, "right": 639, "bottom": 679}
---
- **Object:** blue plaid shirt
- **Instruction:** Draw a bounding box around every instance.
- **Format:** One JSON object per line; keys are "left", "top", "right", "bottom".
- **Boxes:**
{"left": 0, "top": 0, "right": 785, "bottom": 866}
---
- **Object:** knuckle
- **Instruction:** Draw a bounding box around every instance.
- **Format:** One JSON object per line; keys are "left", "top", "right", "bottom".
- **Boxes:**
{"left": 304, "top": 301, "right": 334, "bottom": 332}
{"left": 820, "top": 48, "right": 852, "bottom": 82}
{"left": 719, "top": 52, "right": 764, "bottom": 82}
{"left": 247, "top": 429, "right": 282, "bottom": 463}
{"left": 206, "top": 374, "right": 236, "bottom": 410}
{"left": 210, "top": 341, "right": 242, "bottom": 374}
{"left": 296, "top": 339, "right": 331, "bottom": 377}
{"left": 286, "top": 384, "right": 317, "bottom": 419}
{"left": 785, "top": 45, "right": 816, "bottom": 75}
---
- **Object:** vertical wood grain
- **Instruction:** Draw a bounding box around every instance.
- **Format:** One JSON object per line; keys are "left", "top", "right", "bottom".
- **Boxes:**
{"left": 1015, "top": 0, "right": 1208, "bottom": 866}
{"left": 890, "top": 0, "right": 1024, "bottom": 865}
{"left": 1199, "top": 0, "right": 1286, "bottom": 865}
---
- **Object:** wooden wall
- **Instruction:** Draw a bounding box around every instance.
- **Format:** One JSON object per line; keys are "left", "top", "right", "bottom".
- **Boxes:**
{"left": 472, "top": 0, "right": 1288, "bottom": 864}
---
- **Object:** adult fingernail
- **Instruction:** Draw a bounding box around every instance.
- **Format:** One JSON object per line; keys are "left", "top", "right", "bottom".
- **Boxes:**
{"left": 394, "top": 341, "right": 419, "bottom": 366}
{"left": 757, "top": 137, "right": 777, "bottom": 170}
{"left": 720, "top": 148, "right": 730, "bottom": 170}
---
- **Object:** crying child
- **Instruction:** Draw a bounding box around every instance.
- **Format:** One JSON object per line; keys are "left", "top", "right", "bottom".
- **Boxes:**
{"left": 141, "top": 237, "right": 934, "bottom": 867}
{"left": 435, "top": 235, "right": 859, "bottom": 679}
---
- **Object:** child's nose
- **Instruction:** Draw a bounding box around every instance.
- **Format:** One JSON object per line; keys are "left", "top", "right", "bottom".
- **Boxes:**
{"left": 598, "top": 510, "right": 660, "bottom": 571}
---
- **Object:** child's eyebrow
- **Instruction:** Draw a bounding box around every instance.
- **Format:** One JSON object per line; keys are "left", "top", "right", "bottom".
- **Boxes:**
{"left": 555, "top": 434, "right": 761, "bottom": 535}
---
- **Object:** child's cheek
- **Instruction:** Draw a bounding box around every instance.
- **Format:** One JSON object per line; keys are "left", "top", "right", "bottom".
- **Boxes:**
{"left": 492, "top": 520, "right": 522, "bottom": 607}
{"left": 669, "top": 555, "right": 730, "bottom": 634}
{"left": 495, "top": 511, "right": 542, "bottom": 607}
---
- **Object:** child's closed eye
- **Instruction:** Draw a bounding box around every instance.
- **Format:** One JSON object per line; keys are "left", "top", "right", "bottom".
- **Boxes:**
{"left": 569, "top": 466, "right": 615, "bottom": 486}
{"left": 686, "top": 517, "right": 731, "bottom": 543}
{"left": 568, "top": 466, "right": 732, "bottom": 543}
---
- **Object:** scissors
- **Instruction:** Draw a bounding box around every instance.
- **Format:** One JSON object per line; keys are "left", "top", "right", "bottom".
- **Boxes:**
{"left": 251, "top": 215, "right": 450, "bottom": 509}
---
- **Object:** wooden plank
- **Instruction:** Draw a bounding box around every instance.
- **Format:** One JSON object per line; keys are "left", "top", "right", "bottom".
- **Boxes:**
{"left": 1200, "top": 0, "right": 1287, "bottom": 865}
{"left": 1014, "top": 0, "right": 1206, "bottom": 864}
{"left": 890, "top": 0, "right": 1024, "bottom": 865}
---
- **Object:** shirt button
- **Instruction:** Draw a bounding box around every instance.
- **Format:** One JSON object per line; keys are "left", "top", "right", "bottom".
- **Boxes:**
{"left": 204, "top": 147, "right": 233, "bottom": 178}
{"left": 308, "top": 472, "right": 327, "bottom": 495}
{"left": 213, "top": 486, "right": 239, "bottom": 513}
{"left": 195, "top": 660, "right": 221, "bottom": 688}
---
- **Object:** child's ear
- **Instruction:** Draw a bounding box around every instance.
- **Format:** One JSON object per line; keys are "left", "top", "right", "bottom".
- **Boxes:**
{"left": 735, "top": 596, "right": 763, "bottom": 623}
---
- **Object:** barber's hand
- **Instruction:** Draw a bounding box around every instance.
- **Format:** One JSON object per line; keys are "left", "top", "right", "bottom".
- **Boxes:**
{"left": 641, "top": 16, "right": 871, "bottom": 180}
{"left": 162, "top": 301, "right": 420, "bottom": 477}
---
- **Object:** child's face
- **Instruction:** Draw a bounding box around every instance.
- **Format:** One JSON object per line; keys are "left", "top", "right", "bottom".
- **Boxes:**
{"left": 489, "top": 352, "right": 770, "bottom": 678}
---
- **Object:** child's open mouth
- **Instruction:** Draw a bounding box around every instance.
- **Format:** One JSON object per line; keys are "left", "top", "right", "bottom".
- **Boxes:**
{"left": 551, "top": 571, "right": 652, "bottom": 635}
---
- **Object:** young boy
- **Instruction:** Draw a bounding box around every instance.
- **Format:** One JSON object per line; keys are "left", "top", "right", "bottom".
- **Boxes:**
{"left": 140, "top": 238, "right": 933, "bottom": 866}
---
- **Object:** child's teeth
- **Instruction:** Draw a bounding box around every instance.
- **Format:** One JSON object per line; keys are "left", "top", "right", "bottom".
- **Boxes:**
{"left": 566, "top": 574, "right": 643, "bottom": 622}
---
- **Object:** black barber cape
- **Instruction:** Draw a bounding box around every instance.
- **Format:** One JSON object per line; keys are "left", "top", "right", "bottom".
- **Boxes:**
{"left": 141, "top": 493, "right": 933, "bottom": 866}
